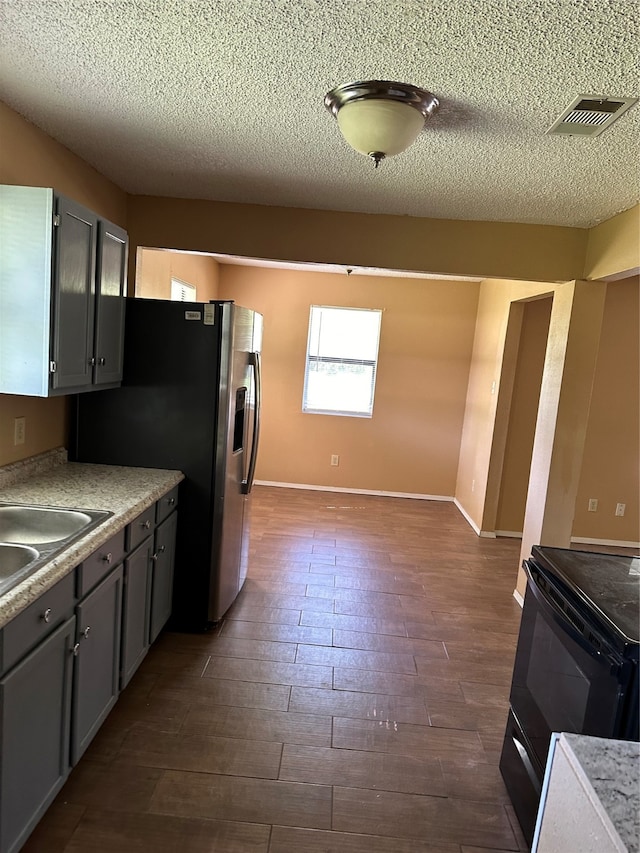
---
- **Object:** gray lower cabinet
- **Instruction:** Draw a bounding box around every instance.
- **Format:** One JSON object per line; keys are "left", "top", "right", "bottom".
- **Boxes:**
{"left": 121, "top": 539, "right": 153, "bottom": 688}
{"left": 150, "top": 510, "right": 178, "bottom": 643}
{"left": 0, "top": 616, "right": 76, "bottom": 853}
{"left": 71, "top": 565, "right": 123, "bottom": 765}
{"left": 0, "top": 487, "right": 178, "bottom": 852}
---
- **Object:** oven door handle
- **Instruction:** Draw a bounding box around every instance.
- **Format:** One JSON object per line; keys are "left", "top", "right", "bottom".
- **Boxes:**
{"left": 523, "top": 560, "right": 622, "bottom": 672}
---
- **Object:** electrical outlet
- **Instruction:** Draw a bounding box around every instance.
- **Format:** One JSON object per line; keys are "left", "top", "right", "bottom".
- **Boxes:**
{"left": 13, "top": 417, "right": 26, "bottom": 446}
{"left": 588, "top": 498, "right": 598, "bottom": 512}
{"left": 615, "top": 503, "right": 626, "bottom": 517}
{"left": 330, "top": 454, "right": 339, "bottom": 467}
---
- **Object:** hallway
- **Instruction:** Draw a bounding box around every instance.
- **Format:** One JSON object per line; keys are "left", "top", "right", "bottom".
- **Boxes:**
{"left": 23, "top": 486, "right": 527, "bottom": 852}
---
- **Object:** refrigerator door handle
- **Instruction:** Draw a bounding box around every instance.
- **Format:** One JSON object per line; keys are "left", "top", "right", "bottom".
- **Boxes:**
{"left": 242, "top": 351, "right": 261, "bottom": 495}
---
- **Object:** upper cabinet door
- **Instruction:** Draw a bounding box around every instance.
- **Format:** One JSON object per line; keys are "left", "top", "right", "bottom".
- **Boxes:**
{"left": 94, "top": 221, "right": 128, "bottom": 387}
{"left": 51, "top": 196, "right": 98, "bottom": 391}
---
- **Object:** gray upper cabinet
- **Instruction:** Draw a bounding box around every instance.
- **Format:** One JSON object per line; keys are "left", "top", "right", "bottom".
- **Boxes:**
{"left": 0, "top": 185, "right": 128, "bottom": 396}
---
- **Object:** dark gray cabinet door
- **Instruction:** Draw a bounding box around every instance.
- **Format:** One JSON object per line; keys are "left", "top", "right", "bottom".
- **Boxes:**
{"left": 94, "top": 220, "right": 127, "bottom": 387}
{"left": 51, "top": 195, "right": 97, "bottom": 391}
{"left": 121, "top": 539, "right": 152, "bottom": 688}
{"left": 149, "top": 511, "right": 178, "bottom": 643}
{"left": 0, "top": 616, "right": 75, "bottom": 853}
{"left": 71, "top": 565, "right": 122, "bottom": 765}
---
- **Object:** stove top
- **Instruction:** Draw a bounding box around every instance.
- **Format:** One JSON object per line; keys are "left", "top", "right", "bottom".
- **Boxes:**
{"left": 532, "top": 546, "right": 640, "bottom": 646}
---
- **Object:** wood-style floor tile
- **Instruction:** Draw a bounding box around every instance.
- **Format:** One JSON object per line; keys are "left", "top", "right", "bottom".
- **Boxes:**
{"left": 289, "top": 685, "right": 431, "bottom": 725}
{"left": 63, "top": 809, "right": 271, "bottom": 852}
{"left": 332, "top": 715, "right": 486, "bottom": 762}
{"left": 225, "top": 603, "right": 302, "bottom": 624}
{"left": 114, "top": 726, "right": 283, "bottom": 778}
{"left": 148, "top": 673, "right": 291, "bottom": 711}
{"left": 334, "top": 666, "right": 464, "bottom": 702}
{"left": 182, "top": 704, "right": 332, "bottom": 747}
{"left": 332, "top": 786, "right": 518, "bottom": 848}
{"left": 202, "top": 656, "right": 333, "bottom": 688}
{"left": 296, "top": 643, "right": 417, "bottom": 674}
{"left": 201, "top": 635, "right": 298, "bottom": 662}
{"left": 20, "top": 802, "right": 85, "bottom": 853}
{"left": 300, "top": 610, "right": 408, "bottom": 636}
{"left": 280, "top": 743, "right": 446, "bottom": 796}
{"left": 24, "top": 486, "right": 530, "bottom": 852}
{"left": 149, "top": 770, "right": 332, "bottom": 829}
{"left": 220, "top": 618, "right": 333, "bottom": 646}
{"left": 332, "top": 628, "right": 446, "bottom": 658}
{"left": 54, "top": 762, "right": 163, "bottom": 813}
{"left": 269, "top": 825, "right": 459, "bottom": 853}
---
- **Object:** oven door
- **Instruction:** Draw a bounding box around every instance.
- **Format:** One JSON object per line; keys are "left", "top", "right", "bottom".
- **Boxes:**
{"left": 510, "top": 559, "right": 628, "bottom": 773}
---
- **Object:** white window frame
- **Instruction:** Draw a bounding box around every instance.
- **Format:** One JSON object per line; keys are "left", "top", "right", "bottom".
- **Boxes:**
{"left": 302, "top": 305, "right": 382, "bottom": 418}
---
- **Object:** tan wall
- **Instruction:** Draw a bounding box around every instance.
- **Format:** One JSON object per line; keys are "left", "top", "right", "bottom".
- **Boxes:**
{"left": 573, "top": 276, "right": 640, "bottom": 542}
{"left": 0, "top": 101, "right": 128, "bottom": 467}
{"left": 495, "top": 297, "right": 553, "bottom": 533}
{"left": 127, "top": 195, "right": 589, "bottom": 284}
{"left": 135, "top": 248, "right": 219, "bottom": 301}
{"left": 218, "top": 265, "right": 479, "bottom": 494}
{"left": 455, "top": 279, "right": 558, "bottom": 531}
{"left": 584, "top": 205, "right": 640, "bottom": 282}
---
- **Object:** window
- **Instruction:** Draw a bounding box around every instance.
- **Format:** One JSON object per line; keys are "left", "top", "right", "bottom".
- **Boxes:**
{"left": 171, "top": 278, "right": 197, "bottom": 301}
{"left": 302, "top": 305, "right": 382, "bottom": 417}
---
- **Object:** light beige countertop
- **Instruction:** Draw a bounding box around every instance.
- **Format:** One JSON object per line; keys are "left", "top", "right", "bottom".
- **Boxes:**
{"left": 0, "top": 449, "right": 183, "bottom": 629}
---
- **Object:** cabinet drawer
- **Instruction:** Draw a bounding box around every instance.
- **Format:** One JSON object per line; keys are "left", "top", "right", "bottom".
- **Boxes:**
{"left": 77, "top": 529, "right": 126, "bottom": 596}
{"left": 156, "top": 486, "right": 179, "bottom": 525}
{"left": 126, "top": 507, "right": 155, "bottom": 552}
{"left": 0, "top": 572, "right": 76, "bottom": 675}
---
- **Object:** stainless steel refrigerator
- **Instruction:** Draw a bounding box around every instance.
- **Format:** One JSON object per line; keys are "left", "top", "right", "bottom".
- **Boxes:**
{"left": 71, "top": 298, "right": 262, "bottom": 630}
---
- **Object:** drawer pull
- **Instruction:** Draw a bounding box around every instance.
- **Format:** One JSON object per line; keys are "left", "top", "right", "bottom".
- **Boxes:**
{"left": 141, "top": 520, "right": 151, "bottom": 530}
{"left": 167, "top": 497, "right": 176, "bottom": 506}
{"left": 72, "top": 643, "right": 80, "bottom": 656}
{"left": 41, "top": 608, "right": 52, "bottom": 623}
{"left": 102, "top": 552, "right": 113, "bottom": 564}
{"left": 82, "top": 626, "right": 91, "bottom": 639}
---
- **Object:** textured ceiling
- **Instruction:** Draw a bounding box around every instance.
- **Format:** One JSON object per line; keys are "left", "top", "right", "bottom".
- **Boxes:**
{"left": 0, "top": 0, "right": 638, "bottom": 229}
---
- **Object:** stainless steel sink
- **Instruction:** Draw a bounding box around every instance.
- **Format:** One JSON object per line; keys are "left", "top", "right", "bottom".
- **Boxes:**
{"left": 0, "top": 503, "right": 112, "bottom": 596}
{"left": 0, "top": 506, "right": 96, "bottom": 545}
{"left": 0, "top": 543, "right": 40, "bottom": 579}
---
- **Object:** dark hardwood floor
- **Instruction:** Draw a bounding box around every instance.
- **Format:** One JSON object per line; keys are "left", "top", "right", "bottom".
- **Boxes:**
{"left": 23, "top": 486, "right": 529, "bottom": 852}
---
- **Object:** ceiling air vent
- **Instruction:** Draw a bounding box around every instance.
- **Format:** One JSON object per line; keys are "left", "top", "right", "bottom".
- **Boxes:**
{"left": 547, "top": 94, "right": 638, "bottom": 137}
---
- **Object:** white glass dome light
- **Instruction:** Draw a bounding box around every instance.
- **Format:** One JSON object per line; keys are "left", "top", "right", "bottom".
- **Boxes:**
{"left": 325, "top": 80, "right": 440, "bottom": 167}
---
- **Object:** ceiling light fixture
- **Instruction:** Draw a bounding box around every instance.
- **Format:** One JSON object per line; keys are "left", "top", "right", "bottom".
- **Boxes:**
{"left": 324, "top": 80, "right": 439, "bottom": 168}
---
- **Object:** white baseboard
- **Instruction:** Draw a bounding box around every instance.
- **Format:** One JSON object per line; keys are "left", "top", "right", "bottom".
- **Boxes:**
{"left": 254, "top": 481, "right": 454, "bottom": 502}
{"left": 495, "top": 530, "right": 523, "bottom": 539}
{"left": 571, "top": 536, "right": 640, "bottom": 550}
{"left": 452, "top": 499, "right": 497, "bottom": 537}
{"left": 513, "top": 589, "right": 524, "bottom": 608}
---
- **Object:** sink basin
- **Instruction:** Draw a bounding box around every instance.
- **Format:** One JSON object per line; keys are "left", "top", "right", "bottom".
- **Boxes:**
{"left": 0, "top": 543, "right": 40, "bottom": 579}
{"left": 0, "top": 506, "right": 95, "bottom": 545}
{"left": 0, "top": 503, "right": 112, "bottom": 597}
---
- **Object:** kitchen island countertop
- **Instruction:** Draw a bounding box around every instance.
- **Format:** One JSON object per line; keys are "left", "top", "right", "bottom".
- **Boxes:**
{"left": 0, "top": 449, "right": 183, "bottom": 629}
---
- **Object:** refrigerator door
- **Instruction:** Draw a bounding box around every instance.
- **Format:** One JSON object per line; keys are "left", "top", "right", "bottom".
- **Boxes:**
{"left": 211, "top": 305, "right": 261, "bottom": 621}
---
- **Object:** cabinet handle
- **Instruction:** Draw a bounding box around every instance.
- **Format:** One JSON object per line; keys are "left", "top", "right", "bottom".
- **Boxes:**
{"left": 102, "top": 552, "right": 113, "bottom": 564}
{"left": 72, "top": 643, "right": 81, "bottom": 656}
{"left": 141, "top": 520, "right": 151, "bottom": 530}
{"left": 82, "top": 626, "right": 91, "bottom": 639}
{"left": 89, "top": 357, "right": 96, "bottom": 367}
{"left": 98, "top": 357, "right": 106, "bottom": 366}
{"left": 151, "top": 545, "right": 166, "bottom": 562}
{"left": 41, "top": 608, "right": 52, "bottom": 623}
{"left": 167, "top": 497, "right": 176, "bottom": 506}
